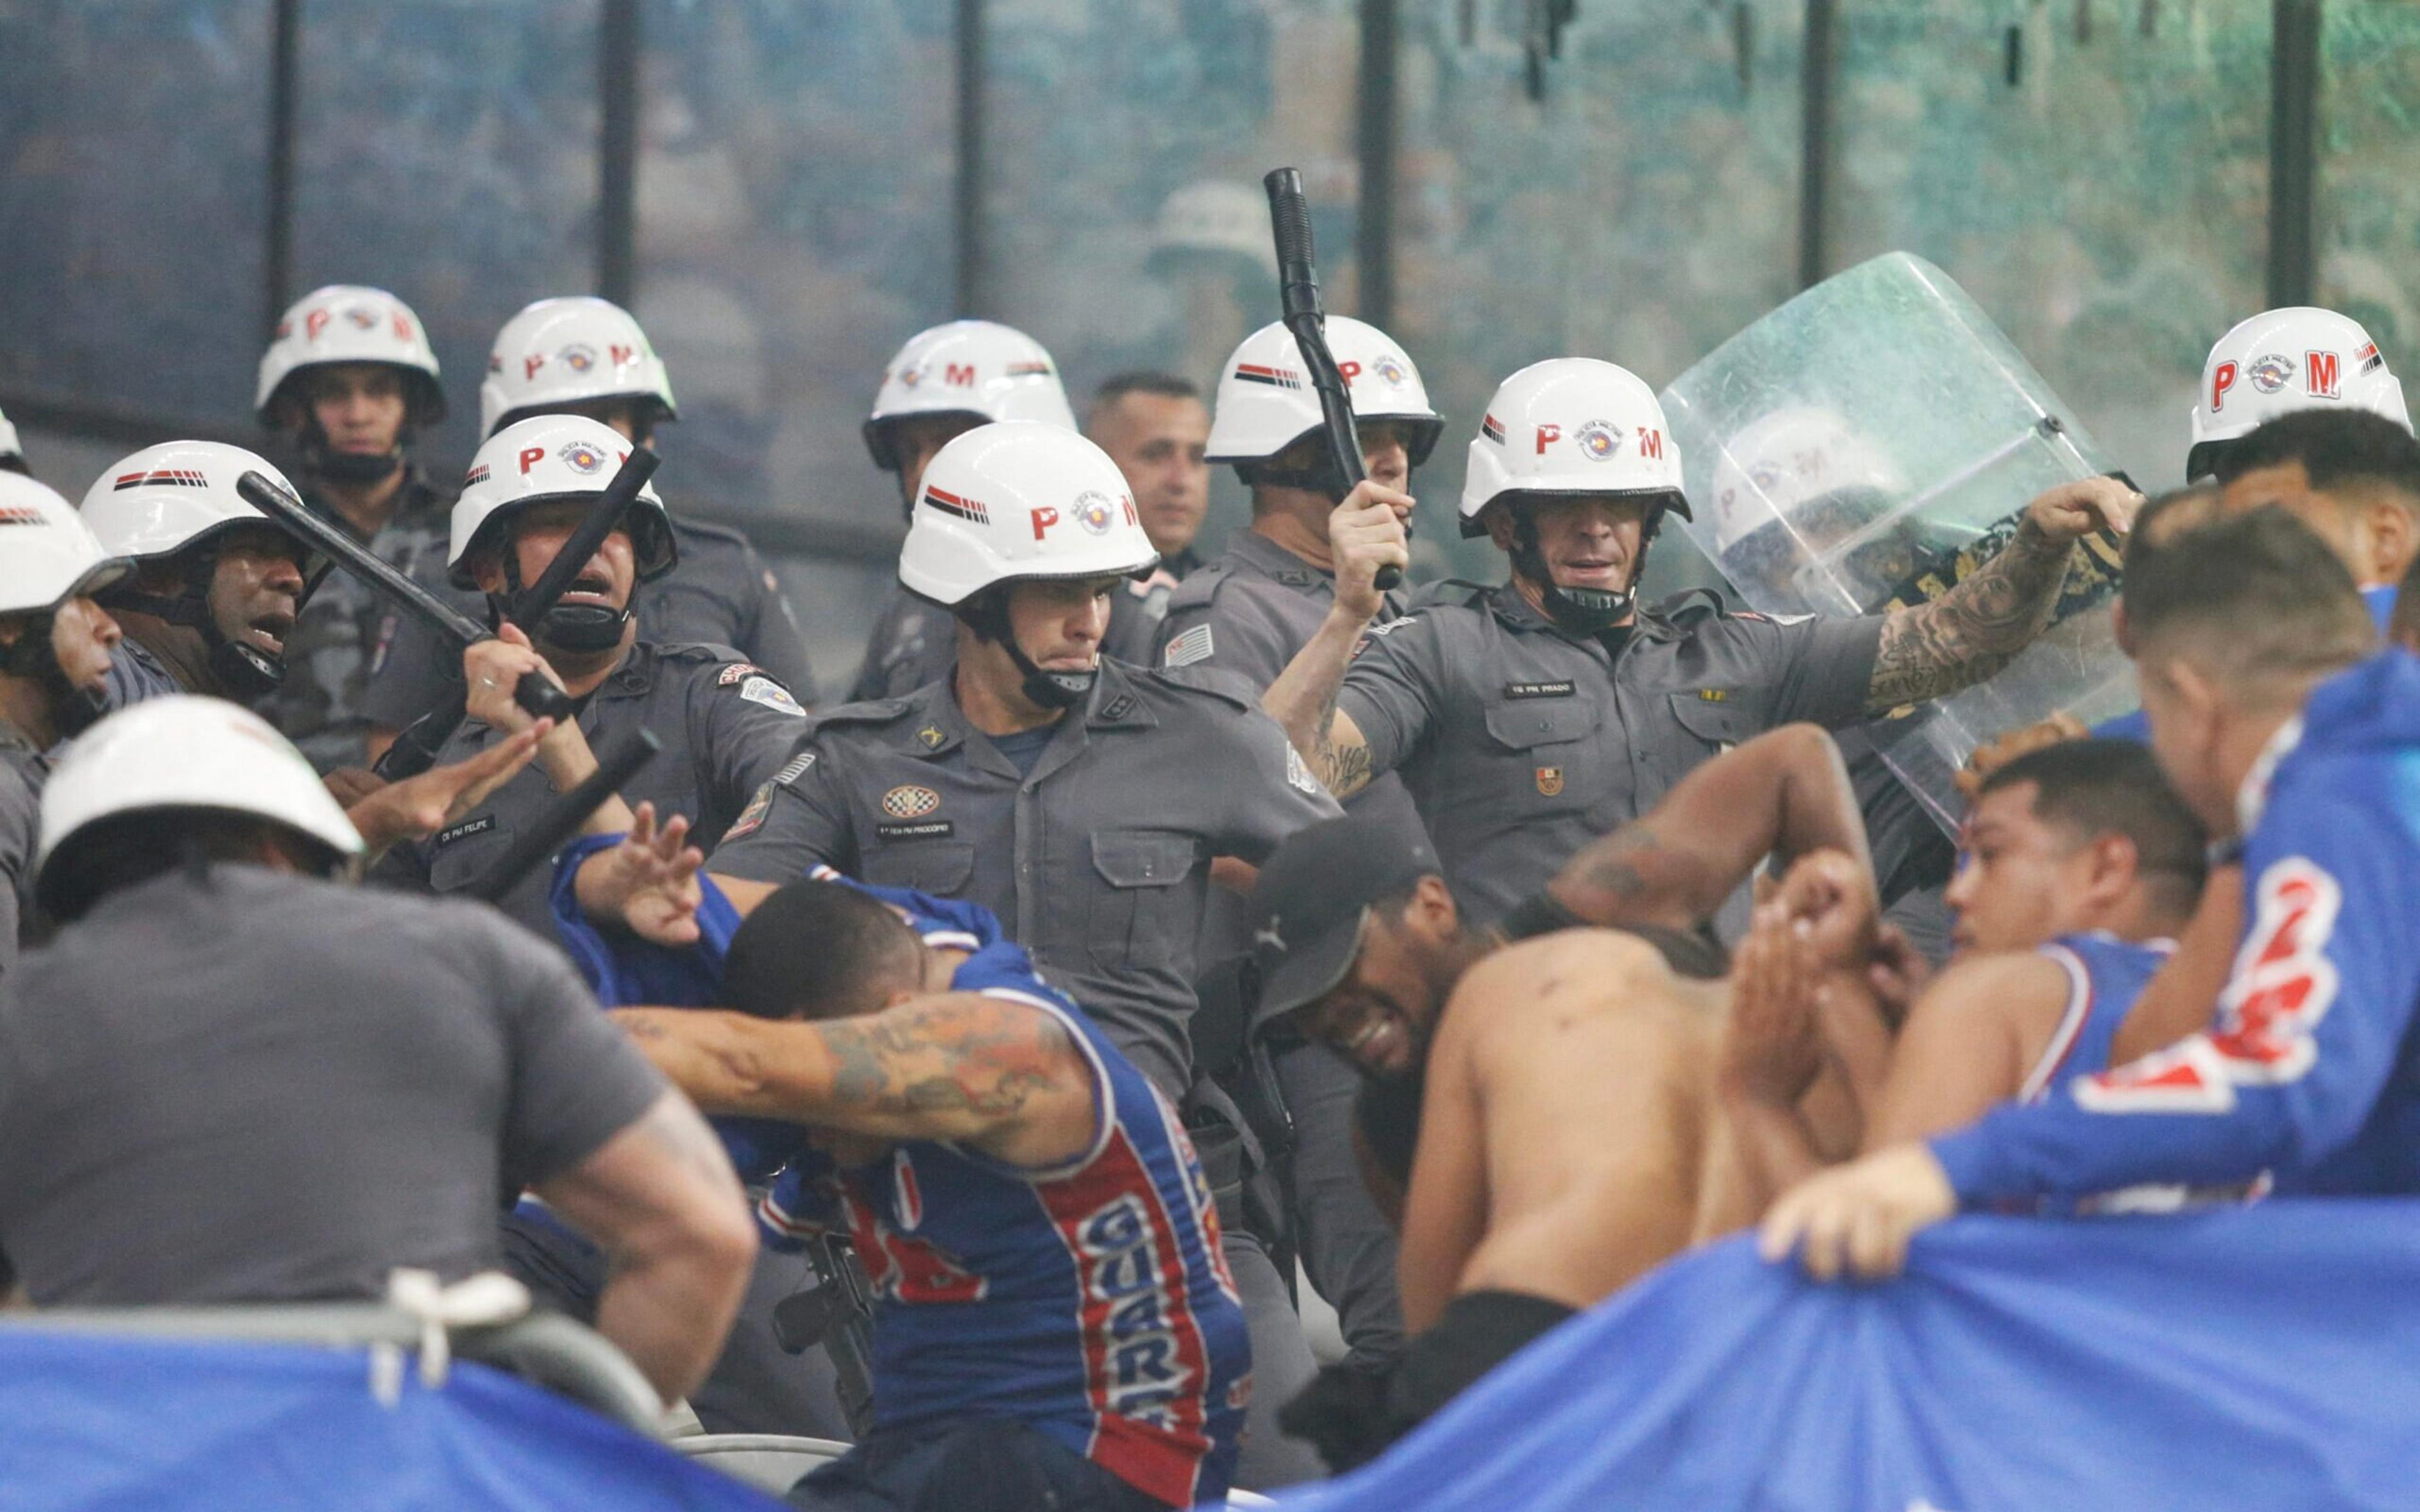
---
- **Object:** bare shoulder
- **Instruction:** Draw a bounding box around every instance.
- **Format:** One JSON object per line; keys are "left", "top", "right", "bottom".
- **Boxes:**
{"left": 1910, "top": 949, "right": 2070, "bottom": 1024}
{"left": 1437, "top": 929, "right": 1683, "bottom": 1044}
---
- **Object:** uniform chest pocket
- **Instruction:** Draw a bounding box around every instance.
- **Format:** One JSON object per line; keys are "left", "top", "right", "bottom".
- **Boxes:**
{"left": 1086, "top": 830, "right": 1200, "bottom": 975}
{"left": 861, "top": 841, "right": 976, "bottom": 896}
{"left": 427, "top": 815, "right": 516, "bottom": 893}
{"left": 1666, "top": 691, "right": 1765, "bottom": 756}
{"left": 1481, "top": 697, "right": 1601, "bottom": 752}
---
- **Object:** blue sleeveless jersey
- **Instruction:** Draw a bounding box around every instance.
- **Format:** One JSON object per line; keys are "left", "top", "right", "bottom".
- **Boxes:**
{"left": 761, "top": 900, "right": 1249, "bottom": 1508}
{"left": 2018, "top": 933, "right": 2175, "bottom": 1102}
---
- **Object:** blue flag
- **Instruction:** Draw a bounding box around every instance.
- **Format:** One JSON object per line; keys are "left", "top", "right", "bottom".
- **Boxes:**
{"left": 1280, "top": 1200, "right": 2420, "bottom": 1511}
{"left": 0, "top": 1327, "right": 785, "bottom": 1509}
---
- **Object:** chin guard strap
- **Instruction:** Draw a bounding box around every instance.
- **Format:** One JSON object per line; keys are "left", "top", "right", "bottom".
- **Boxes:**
{"left": 1506, "top": 504, "right": 1661, "bottom": 634}
{"left": 959, "top": 588, "right": 1095, "bottom": 709}
{"left": 302, "top": 418, "right": 407, "bottom": 486}
{"left": 498, "top": 551, "right": 630, "bottom": 655}
{"left": 1, "top": 616, "right": 110, "bottom": 740}
{"left": 108, "top": 556, "right": 286, "bottom": 700}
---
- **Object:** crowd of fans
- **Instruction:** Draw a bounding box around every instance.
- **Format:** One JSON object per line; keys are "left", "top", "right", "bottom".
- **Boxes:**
{"left": 1, "top": 270, "right": 2416, "bottom": 1511}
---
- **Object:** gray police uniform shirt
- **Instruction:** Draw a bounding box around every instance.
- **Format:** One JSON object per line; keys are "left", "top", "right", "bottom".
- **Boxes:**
{"left": 1155, "top": 529, "right": 1432, "bottom": 847}
{"left": 849, "top": 586, "right": 957, "bottom": 702}
{"left": 372, "top": 639, "right": 809, "bottom": 942}
{"left": 0, "top": 865, "right": 666, "bottom": 1306}
{"left": 1339, "top": 583, "right": 1884, "bottom": 925}
{"left": 362, "top": 510, "right": 819, "bottom": 736}
{"left": 258, "top": 467, "right": 475, "bottom": 773}
{"left": 707, "top": 657, "right": 1344, "bottom": 1097}
{"left": 100, "top": 636, "right": 187, "bottom": 709}
{"left": 0, "top": 734, "right": 45, "bottom": 985}
{"left": 1100, "top": 547, "right": 1199, "bottom": 668}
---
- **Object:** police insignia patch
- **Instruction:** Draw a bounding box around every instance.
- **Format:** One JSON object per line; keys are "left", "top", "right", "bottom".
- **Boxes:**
{"left": 717, "top": 662, "right": 767, "bottom": 686}
{"left": 1285, "top": 745, "right": 1324, "bottom": 796}
{"left": 882, "top": 784, "right": 942, "bottom": 820}
{"left": 1164, "top": 623, "right": 1215, "bottom": 668}
{"left": 918, "top": 724, "right": 946, "bottom": 750}
{"left": 725, "top": 783, "right": 775, "bottom": 841}
{"left": 773, "top": 752, "right": 817, "bottom": 787}
{"left": 1536, "top": 765, "right": 1564, "bottom": 797}
{"left": 738, "top": 675, "right": 805, "bottom": 716}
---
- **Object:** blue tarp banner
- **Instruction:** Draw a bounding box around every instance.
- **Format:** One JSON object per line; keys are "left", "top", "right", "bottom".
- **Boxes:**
{"left": 0, "top": 1328, "right": 786, "bottom": 1510}
{"left": 1281, "top": 1200, "right": 2420, "bottom": 1512}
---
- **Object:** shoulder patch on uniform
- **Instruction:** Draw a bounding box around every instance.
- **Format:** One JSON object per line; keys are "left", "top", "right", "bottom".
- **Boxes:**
{"left": 725, "top": 783, "right": 775, "bottom": 842}
{"left": 1163, "top": 622, "right": 1216, "bottom": 668}
{"left": 737, "top": 675, "right": 806, "bottom": 716}
{"left": 1284, "top": 743, "right": 1325, "bottom": 797}
{"left": 1151, "top": 663, "right": 1257, "bottom": 710}
{"left": 717, "top": 662, "right": 768, "bottom": 686}
{"left": 773, "top": 751, "right": 817, "bottom": 788}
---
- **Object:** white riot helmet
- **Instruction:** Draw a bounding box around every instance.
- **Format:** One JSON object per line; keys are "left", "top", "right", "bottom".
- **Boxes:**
{"left": 1459, "top": 359, "right": 1690, "bottom": 629}
{"left": 451, "top": 416, "right": 675, "bottom": 653}
{"left": 1704, "top": 406, "right": 1911, "bottom": 614}
{"left": 33, "top": 696, "right": 364, "bottom": 917}
{"left": 899, "top": 421, "right": 1156, "bottom": 708}
{"left": 80, "top": 441, "right": 323, "bottom": 700}
{"left": 865, "top": 321, "right": 1077, "bottom": 473}
{"left": 0, "top": 404, "right": 25, "bottom": 475}
{"left": 255, "top": 284, "right": 447, "bottom": 427}
{"left": 1148, "top": 180, "right": 1279, "bottom": 279}
{"left": 480, "top": 296, "right": 679, "bottom": 439}
{"left": 2188, "top": 307, "right": 2411, "bottom": 481}
{"left": 1206, "top": 318, "right": 1444, "bottom": 482}
{"left": 0, "top": 474, "right": 129, "bottom": 742}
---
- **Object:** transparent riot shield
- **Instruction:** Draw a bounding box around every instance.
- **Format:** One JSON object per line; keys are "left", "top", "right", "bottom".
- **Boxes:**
{"left": 1661, "top": 252, "right": 2136, "bottom": 832}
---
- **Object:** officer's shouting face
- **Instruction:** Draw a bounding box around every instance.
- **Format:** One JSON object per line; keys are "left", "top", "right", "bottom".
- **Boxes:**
{"left": 303, "top": 364, "right": 408, "bottom": 461}
{"left": 1487, "top": 495, "right": 1652, "bottom": 597}
{"left": 475, "top": 500, "right": 639, "bottom": 617}
{"left": 201, "top": 525, "right": 308, "bottom": 658}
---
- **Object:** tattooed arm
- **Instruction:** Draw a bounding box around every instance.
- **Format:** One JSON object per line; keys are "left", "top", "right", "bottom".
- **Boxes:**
{"left": 1260, "top": 481, "right": 1412, "bottom": 801}
{"left": 1543, "top": 723, "right": 1871, "bottom": 932}
{"left": 1864, "top": 477, "right": 2139, "bottom": 714}
{"left": 614, "top": 995, "right": 1100, "bottom": 1169}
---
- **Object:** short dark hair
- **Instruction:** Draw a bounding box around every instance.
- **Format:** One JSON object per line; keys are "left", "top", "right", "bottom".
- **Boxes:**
{"left": 723, "top": 879, "right": 924, "bottom": 1021}
{"left": 2122, "top": 507, "right": 2375, "bottom": 696}
{"left": 1978, "top": 739, "right": 2208, "bottom": 919}
{"left": 37, "top": 811, "right": 347, "bottom": 922}
{"left": 2120, "top": 484, "right": 2223, "bottom": 583}
{"left": 2213, "top": 408, "right": 2420, "bottom": 505}
{"left": 1092, "top": 371, "right": 1200, "bottom": 410}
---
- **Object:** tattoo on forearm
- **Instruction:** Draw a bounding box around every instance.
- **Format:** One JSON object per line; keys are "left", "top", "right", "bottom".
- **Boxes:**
{"left": 1310, "top": 682, "right": 1374, "bottom": 799}
{"left": 819, "top": 1000, "right": 1068, "bottom": 1125}
{"left": 1867, "top": 524, "right": 2071, "bottom": 712}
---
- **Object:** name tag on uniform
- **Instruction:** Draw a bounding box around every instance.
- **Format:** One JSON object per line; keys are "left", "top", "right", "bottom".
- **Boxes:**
{"left": 1503, "top": 680, "right": 1576, "bottom": 699}
{"left": 877, "top": 820, "right": 955, "bottom": 842}
{"left": 435, "top": 815, "right": 494, "bottom": 848}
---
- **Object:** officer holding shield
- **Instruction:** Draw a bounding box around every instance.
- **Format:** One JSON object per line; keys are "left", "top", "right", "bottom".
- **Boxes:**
{"left": 1264, "top": 357, "right": 2138, "bottom": 929}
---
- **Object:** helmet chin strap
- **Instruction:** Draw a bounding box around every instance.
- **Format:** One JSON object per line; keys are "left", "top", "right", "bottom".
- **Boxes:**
{"left": 2, "top": 617, "right": 110, "bottom": 740}
{"left": 499, "top": 551, "right": 630, "bottom": 655}
{"left": 960, "top": 588, "right": 1094, "bottom": 710}
{"left": 302, "top": 419, "right": 407, "bottom": 486}
{"left": 109, "top": 562, "right": 286, "bottom": 701}
{"left": 1507, "top": 504, "right": 1659, "bottom": 634}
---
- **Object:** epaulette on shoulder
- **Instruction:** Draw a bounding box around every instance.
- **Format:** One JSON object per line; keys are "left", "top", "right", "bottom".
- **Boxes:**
{"left": 656, "top": 639, "right": 752, "bottom": 665}
{"left": 1650, "top": 588, "right": 1728, "bottom": 624}
{"left": 812, "top": 696, "right": 916, "bottom": 728}
{"left": 673, "top": 514, "right": 754, "bottom": 549}
{"left": 1161, "top": 561, "right": 1230, "bottom": 614}
{"left": 1146, "top": 662, "right": 1258, "bottom": 711}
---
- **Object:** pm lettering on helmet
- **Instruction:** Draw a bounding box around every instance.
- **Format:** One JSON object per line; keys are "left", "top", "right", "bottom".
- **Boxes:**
{"left": 2211, "top": 360, "right": 2238, "bottom": 413}
{"left": 2308, "top": 350, "right": 2342, "bottom": 400}
{"left": 1337, "top": 360, "right": 1363, "bottom": 384}
{"left": 518, "top": 447, "right": 547, "bottom": 475}
{"left": 945, "top": 362, "right": 978, "bottom": 388}
{"left": 1535, "top": 423, "right": 1562, "bottom": 455}
{"left": 522, "top": 355, "right": 547, "bottom": 381}
{"left": 1638, "top": 428, "right": 1665, "bottom": 460}
{"left": 305, "top": 309, "right": 333, "bottom": 341}
{"left": 609, "top": 343, "right": 638, "bottom": 367}
{"left": 1030, "top": 507, "right": 1061, "bottom": 540}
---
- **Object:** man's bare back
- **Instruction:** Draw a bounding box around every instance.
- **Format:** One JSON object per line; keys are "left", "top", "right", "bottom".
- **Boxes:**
{"left": 1398, "top": 929, "right": 1858, "bottom": 1329}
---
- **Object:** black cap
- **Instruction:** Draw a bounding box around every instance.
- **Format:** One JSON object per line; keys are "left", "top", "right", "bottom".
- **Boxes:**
{"left": 1243, "top": 812, "right": 1439, "bottom": 1036}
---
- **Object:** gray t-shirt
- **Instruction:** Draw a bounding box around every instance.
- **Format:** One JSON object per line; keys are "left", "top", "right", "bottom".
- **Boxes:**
{"left": 0, "top": 866, "right": 665, "bottom": 1306}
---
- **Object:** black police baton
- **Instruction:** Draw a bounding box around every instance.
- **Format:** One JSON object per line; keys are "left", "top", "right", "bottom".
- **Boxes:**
{"left": 237, "top": 469, "right": 583, "bottom": 747}
{"left": 464, "top": 726, "right": 662, "bottom": 903}
{"left": 1264, "top": 166, "right": 1400, "bottom": 592}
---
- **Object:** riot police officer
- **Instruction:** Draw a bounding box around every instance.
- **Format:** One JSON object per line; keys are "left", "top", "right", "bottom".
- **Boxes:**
{"left": 0, "top": 474, "right": 126, "bottom": 977}
{"left": 848, "top": 320, "right": 1080, "bottom": 701}
{"left": 251, "top": 285, "right": 471, "bottom": 773}
{"left": 78, "top": 441, "right": 320, "bottom": 708}
{"left": 1152, "top": 316, "right": 1449, "bottom": 1379}
{"left": 1265, "top": 357, "right": 2138, "bottom": 927}
{"left": 372, "top": 415, "right": 809, "bottom": 942}
{"left": 1086, "top": 370, "right": 1212, "bottom": 665}
{"left": 576, "top": 420, "right": 1344, "bottom": 1487}
{"left": 362, "top": 297, "right": 821, "bottom": 754}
